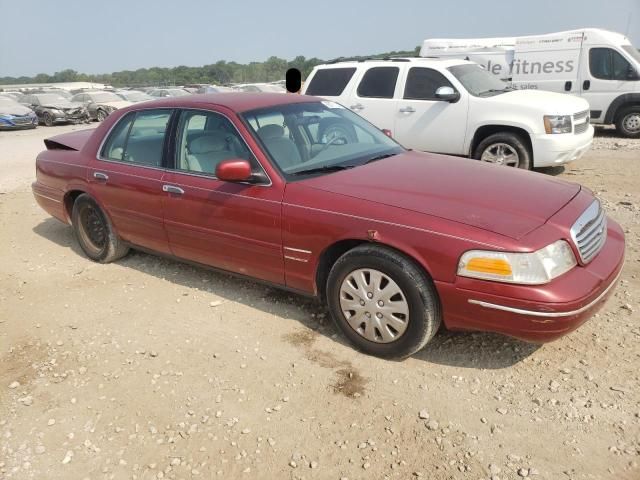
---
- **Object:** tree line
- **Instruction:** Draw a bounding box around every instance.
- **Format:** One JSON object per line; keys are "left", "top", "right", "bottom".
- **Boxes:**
{"left": 0, "top": 49, "right": 419, "bottom": 87}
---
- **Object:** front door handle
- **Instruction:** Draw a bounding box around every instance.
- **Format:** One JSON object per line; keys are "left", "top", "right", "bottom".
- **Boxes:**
{"left": 162, "top": 185, "right": 185, "bottom": 195}
{"left": 350, "top": 103, "right": 364, "bottom": 111}
{"left": 93, "top": 172, "right": 109, "bottom": 181}
{"left": 399, "top": 106, "right": 416, "bottom": 113}
{"left": 583, "top": 80, "right": 591, "bottom": 90}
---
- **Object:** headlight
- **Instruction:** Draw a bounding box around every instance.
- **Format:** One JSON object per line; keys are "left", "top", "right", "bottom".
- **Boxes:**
{"left": 458, "top": 240, "right": 576, "bottom": 285}
{"left": 544, "top": 115, "right": 572, "bottom": 134}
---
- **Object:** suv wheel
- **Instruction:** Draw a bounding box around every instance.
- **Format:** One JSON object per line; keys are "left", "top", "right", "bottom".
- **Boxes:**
{"left": 474, "top": 132, "right": 531, "bottom": 169}
{"left": 326, "top": 245, "right": 441, "bottom": 359}
{"left": 616, "top": 106, "right": 640, "bottom": 138}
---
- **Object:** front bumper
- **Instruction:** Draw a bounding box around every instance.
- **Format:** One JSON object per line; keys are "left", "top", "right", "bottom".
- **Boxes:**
{"left": 50, "top": 110, "right": 89, "bottom": 124}
{"left": 0, "top": 116, "right": 37, "bottom": 129}
{"left": 531, "top": 125, "right": 594, "bottom": 168}
{"left": 436, "top": 219, "right": 625, "bottom": 342}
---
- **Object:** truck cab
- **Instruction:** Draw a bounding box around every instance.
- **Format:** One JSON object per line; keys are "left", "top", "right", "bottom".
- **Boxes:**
{"left": 302, "top": 58, "right": 593, "bottom": 169}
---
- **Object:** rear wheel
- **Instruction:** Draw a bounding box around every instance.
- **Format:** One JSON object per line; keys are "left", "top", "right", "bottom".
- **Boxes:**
{"left": 326, "top": 245, "right": 441, "bottom": 359}
{"left": 474, "top": 132, "right": 531, "bottom": 169}
{"left": 615, "top": 106, "right": 640, "bottom": 138}
{"left": 72, "top": 194, "right": 129, "bottom": 263}
{"left": 96, "top": 109, "right": 108, "bottom": 122}
{"left": 43, "top": 112, "right": 54, "bottom": 127}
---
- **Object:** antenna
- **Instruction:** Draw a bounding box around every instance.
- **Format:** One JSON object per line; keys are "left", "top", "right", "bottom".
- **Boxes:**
{"left": 625, "top": 12, "right": 632, "bottom": 36}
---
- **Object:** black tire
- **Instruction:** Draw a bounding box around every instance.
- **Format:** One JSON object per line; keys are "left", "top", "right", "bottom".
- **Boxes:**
{"left": 615, "top": 106, "right": 640, "bottom": 138}
{"left": 473, "top": 132, "right": 531, "bottom": 169}
{"left": 43, "top": 112, "right": 54, "bottom": 127}
{"left": 96, "top": 109, "right": 108, "bottom": 122}
{"left": 326, "top": 245, "right": 441, "bottom": 359}
{"left": 71, "top": 194, "right": 129, "bottom": 263}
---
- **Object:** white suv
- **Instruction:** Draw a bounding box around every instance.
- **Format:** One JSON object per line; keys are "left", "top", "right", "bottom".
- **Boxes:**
{"left": 302, "top": 58, "right": 594, "bottom": 169}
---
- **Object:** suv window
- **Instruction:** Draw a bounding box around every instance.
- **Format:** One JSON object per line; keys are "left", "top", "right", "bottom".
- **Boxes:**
{"left": 357, "top": 67, "right": 399, "bottom": 99}
{"left": 100, "top": 109, "right": 172, "bottom": 166}
{"left": 175, "top": 110, "right": 255, "bottom": 176}
{"left": 306, "top": 68, "right": 357, "bottom": 96}
{"left": 590, "top": 48, "right": 634, "bottom": 80}
{"left": 404, "top": 67, "right": 454, "bottom": 100}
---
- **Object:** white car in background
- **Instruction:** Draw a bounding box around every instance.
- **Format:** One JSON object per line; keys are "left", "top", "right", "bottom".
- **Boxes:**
{"left": 302, "top": 58, "right": 593, "bottom": 169}
{"left": 71, "top": 91, "right": 133, "bottom": 122}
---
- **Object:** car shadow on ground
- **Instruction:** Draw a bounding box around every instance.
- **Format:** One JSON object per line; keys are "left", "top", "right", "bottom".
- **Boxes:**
{"left": 32, "top": 218, "right": 540, "bottom": 370}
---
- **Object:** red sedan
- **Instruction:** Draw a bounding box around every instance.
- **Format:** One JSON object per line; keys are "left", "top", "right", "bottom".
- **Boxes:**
{"left": 32, "top": 93, "right": 625, "bottom": 358}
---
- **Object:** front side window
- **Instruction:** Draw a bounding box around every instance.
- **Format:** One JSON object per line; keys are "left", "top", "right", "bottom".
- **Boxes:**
{"left": 357, "top": 67, "right": 399, "bottom": 99}
{"left": 404, "top": 67, "right": 454, "bottom": 100}
{"left": 590, "top": 48, "right": 635, "bottom": 80}
{"left": 174, "top": 110, "right": 256, "bottom": 176}
{"left": 306, "top": 68, "right": 357, "bottom": 96}
{"left": 242, "top": 101, "right": 403, "bottom": 179}
{"left": 100, "top": 109, "right": 172, "bottom": 166}
{"left": 448, "top": 64, "right": 511, "bottom": 96}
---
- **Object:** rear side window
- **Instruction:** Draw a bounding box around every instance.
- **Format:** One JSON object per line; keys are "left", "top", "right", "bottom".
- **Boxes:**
{"left": 404, "top": 67, "right": 453, "bottom": 100}
{"left": 100, "top": 109, "right": 172, "bottom": 166}
{"left": 589, "top": 48, "right": 633, "bottom": 80}
{"left": 306, "top": 68, "right": 356, "bottom": 96}
{"left": 357, "top": 67, "right": 399, "bottom": 99}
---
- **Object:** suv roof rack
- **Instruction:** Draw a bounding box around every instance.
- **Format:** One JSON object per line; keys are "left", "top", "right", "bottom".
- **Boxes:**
{"left": 326, "top": 56, "right": 417, "bottom": 64}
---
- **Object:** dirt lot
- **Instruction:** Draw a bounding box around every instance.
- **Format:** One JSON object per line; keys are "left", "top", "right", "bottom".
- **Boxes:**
{"left": 0, "top": 125, "right": 639, "bottom": 480}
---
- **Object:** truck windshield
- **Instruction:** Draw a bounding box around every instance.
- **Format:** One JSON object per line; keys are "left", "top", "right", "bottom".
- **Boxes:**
{"left": 622, "top": 45, "right": 640, "bottom": 66}
{"left": 448, "top": 64, "right": 512, "bottom": 97}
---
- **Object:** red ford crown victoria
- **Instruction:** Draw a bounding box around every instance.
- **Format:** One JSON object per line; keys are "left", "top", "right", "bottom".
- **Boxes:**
{"left": 32, "top": 93, "right": 625, "bottom": 358}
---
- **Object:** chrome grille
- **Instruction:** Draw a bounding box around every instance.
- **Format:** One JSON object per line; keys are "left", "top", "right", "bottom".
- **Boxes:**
{"left": 570, "top": 200, "right": 607, "bottom": 263}
{"left": 573, "top": 110, "right": 590, "bottom": 134}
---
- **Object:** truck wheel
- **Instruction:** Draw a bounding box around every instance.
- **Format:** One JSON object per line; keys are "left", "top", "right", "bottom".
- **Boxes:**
{"left": 326, "top": 245, "right": 441, "bottom": 359}
{"left": 72, "top": 194, "right": 129, "bottom": 263}
{"left": 615, "top": 106, "right": 640, "bottom": 138}
{"left": 474, "top": 132, "right": 531, "bottom": 169}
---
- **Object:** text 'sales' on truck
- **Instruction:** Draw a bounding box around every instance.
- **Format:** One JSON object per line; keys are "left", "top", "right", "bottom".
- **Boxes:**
{"left": 421, "top": 28, "right": 640, "bottom": 138}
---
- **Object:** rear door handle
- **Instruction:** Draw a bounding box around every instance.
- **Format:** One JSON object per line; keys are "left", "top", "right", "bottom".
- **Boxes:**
{"left": 162, "top": 185, "right": 185, "bottom": 195}
{"left": 399, "top": 106, "right": 416, "bottom": 113}
{"left": 93, "top": 172, "right": 109, "bottom": 181}
{"left": 583, "top": 80, "right": 591, "bottom": 90}
{"left": 350, "top": 103, "right": 364, "bottom": 111}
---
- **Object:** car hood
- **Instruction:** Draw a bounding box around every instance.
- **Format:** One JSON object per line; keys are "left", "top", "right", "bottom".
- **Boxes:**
{"left": 0, "top": 104, "right": 33, "bottom": 116}
{"left": 489, "top": 89, "right": 589, "bottom": 114}
{"left": 42, "top": 102, "right": 84, "bottom": 110}
{"left": 298, "top": 151, "right": 580, "bottom": 240}
{"left": 98, "top": 100, "right": 133, "bottom": 109}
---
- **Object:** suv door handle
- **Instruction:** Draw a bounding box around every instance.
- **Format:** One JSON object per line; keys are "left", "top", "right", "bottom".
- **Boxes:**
{"left": 93, "top": 172, "right": 109, "bottom": 181}
{"left": 162, "top": 185, "right": 185, "bottom": 195}
{"left": 350, "top": 103, "right": 364, "bottom": 111}
{"left": 399, "top": 106, "right": 416, "bottom": 113}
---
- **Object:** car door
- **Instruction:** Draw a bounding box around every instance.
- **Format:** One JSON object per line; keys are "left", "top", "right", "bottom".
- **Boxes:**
{"left": 581, "top": 47, "right": 640, "bottom": 121}
{"left": 161, "top": 108, "right": 285, "bottom": 284}
{"left": 346, "top": 66, "right": 400, "bottom": 131}
{"left": 87, "top": 108, "right": 173, "bottom": 254}
{"left": 394, "top": 66, "right": 469, "bottom": 154}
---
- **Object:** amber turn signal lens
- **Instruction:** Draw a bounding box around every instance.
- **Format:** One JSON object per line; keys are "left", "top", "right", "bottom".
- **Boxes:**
{"left": 465, "top": 257, "right": 513, "bottom": 276}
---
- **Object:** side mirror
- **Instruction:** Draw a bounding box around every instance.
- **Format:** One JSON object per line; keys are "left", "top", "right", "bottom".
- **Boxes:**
{"left": 215, "top": 159, "right": 252, "bottom": 182}
{"left": 627, "top": 66, "right": 639, "bottom": 81}
{"left": 435, "top": 86, "right": 460, "bottom": 103}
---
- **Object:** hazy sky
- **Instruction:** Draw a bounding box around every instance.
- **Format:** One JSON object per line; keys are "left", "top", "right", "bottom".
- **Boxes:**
{"left": 1, "top": 0, "right": 638, "bottom": 77}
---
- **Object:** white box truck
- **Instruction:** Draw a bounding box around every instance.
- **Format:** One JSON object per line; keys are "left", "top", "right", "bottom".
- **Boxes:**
{"left": 420, "top": 29, "right": 640, "bottom": 137}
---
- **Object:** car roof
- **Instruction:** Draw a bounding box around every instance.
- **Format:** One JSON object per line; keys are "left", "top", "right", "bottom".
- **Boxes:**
{"left": 125, "top": 92, "right": 318, "bottom": 113}
{"left": 315, "top": 57, "right": 473, "bottom": 69}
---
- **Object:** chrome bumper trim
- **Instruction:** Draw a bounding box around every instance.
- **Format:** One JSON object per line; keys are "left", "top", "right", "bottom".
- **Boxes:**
{"left": 468, "top": 269, "right": 621, "bottom": 318}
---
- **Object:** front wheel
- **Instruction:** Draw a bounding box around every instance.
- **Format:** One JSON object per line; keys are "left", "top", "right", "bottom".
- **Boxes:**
{"left": 326, "top": 245, "right": 441, "bottom": 359}
{"left": 615, "top": 107, "right": 640, "bottom": 138}
{"left": 43, "top": 112, "right": 54, "bottom": 127}
{"left": 72, "top": 194, "right": 129, "bottom": 263}
{"left": 96, "top": 109, "right": 108, "bottom": 122}
{"left": 473, "top": 132, "right": 531, "bottom": 169}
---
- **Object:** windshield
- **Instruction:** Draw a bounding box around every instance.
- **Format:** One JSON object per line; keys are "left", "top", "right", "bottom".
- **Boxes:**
{"left": 35, "top": 94, "right": 68, "bottom": 103}
{"left": 121, "top": 91, "right": 152, "bottom": 101}
{"left": 0, "top": 97, "right": 23, "bottom": 109}
{"left": 622, "top": 45, "right": 640, "bottom": 66}
{"left": 242, "top": 101, "right": 403, "bottom": 179}
{"left": 448, "top": 64, "right": 512, "bottom": 96}
{"left": 168, "top": 89, "right": 190, "bottom": 96}
{"left": 90, "top": 92, "right": 121, "bottom": 102}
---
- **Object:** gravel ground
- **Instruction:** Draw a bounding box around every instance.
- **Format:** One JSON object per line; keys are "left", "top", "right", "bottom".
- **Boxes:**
{"left": 0, "top": 125, "right": 639, "bottom": 480}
